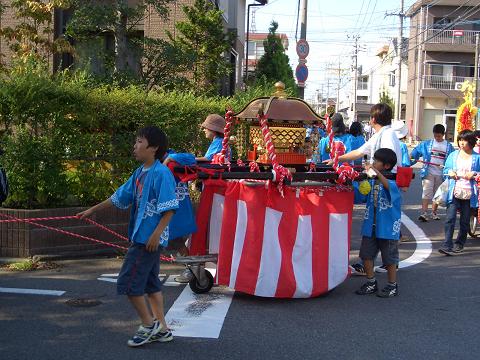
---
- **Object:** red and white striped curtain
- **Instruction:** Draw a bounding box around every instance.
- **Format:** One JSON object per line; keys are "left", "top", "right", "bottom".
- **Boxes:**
{"left": 191, "top": 181, "right": 354, "bottom": 298}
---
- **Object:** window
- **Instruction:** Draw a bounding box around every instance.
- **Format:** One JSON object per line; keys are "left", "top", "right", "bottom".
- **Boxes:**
{"left": 256, "top": 45, "right": 265, "bottom": 57}
{"left": 247, "top": 42, "right": 256, "bottom": 57}
{"left": 357, "top": 75, "right": 368, "bottom": 90}
{"left": 357, "top": 95, "right": 368, "bottom": 103}
{"left": 433, "top": 17, "right": 453, "bottom": 30}
{"left": 389, "top": 71, "right": 396, "bottom": 87}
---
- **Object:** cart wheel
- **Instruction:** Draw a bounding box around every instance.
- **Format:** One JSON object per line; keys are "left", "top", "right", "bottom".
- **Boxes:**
{"left": 189, "top": 270, "right": 214, "bottom": 294}
{"left": 469, "top": 208, "right": 478, "bottom": 238}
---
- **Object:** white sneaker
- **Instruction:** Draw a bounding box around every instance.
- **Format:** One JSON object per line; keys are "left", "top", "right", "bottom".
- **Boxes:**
{"left": 127, "top": 321, "right": 160, "bottom": 347}
{"left": 431, "top": 212, "right": 440, "bottom": 220}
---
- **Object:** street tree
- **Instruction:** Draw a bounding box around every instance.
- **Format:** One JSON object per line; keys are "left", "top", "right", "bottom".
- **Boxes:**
{"left": 254, "top": 21, "right": 296, "bottom": 93}
{"left": 167, "top": 0, "right": 235, "bottom": 96}
{"left": 66, "top": 0, "right": 174, "bottom": 76}
{"left": 379, "top": 90, "right": 396, "bottom": 118}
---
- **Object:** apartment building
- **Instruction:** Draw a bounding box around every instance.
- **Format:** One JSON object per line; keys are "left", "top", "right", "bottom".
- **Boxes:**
{"left": 406, "top": 0, "right": 480, "bottom": 142}
{"left": 0, "top": 0, "right": 246, "bottom": 95}
{"left": 346, "top": 38, "right": 408, "bottom": 124}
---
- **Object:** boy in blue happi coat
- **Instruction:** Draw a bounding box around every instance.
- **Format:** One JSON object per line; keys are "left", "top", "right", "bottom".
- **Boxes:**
{"left": 355, "top": 148, "right": 402, "bottom": 298}
{"left": 78, "top": 126, "right": 178, "bottom": 347}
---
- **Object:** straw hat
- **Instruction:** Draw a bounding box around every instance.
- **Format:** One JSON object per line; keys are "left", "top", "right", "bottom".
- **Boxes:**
{"left": 201, "top": 114, "right": 226, "bottom": 134}
{"left": 392, "top": 120, "right": 408, "bottom": 139}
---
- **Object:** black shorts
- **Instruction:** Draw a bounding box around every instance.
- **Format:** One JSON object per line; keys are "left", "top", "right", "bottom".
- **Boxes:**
{"left": 117, "top": 242, "right": 162, "bottom": 296}
{"left": 359, "top": 236, "right": 399, "bottom": 266}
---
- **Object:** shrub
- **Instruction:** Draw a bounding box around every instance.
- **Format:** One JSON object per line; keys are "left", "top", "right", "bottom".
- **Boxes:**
{"left": 0, "top": 65, "right": 282, "bottom": 208}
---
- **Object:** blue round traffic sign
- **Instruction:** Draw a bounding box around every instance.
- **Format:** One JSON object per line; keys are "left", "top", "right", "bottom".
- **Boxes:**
{"left": 295, "top": 64, "right": 309, "bottom": 83}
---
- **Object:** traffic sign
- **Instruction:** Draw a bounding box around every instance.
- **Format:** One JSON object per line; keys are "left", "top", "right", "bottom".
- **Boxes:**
{"left": 296, "top": 39, "right": 310, "bottom": 59}
{"left": 295, "top": 63, "right": 309, "bottom": 83}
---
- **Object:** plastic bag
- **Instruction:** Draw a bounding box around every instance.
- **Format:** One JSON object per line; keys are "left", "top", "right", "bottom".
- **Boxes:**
{"left": 433, "top": 179, "right": 449, "bottom": 207}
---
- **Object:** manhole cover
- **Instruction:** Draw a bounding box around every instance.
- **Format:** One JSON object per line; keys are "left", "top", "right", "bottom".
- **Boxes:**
{"left": 65, "top": 298, "right": 102, "bottom": 307}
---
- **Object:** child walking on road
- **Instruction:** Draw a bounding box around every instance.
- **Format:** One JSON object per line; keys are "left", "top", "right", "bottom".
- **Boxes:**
{"left": 411, "top": 124, "right": 454, "bottom": 221}
{"left": 439, "top": 130, "right": 480, "bottom": 255}
{"left": 78, "top": 126, "right": 178, "bottom": 347}
{"left": 355, "top": 148, "right": 402, "bottom": 298}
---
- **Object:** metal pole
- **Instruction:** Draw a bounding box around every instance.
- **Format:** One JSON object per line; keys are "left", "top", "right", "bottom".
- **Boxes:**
{"left": 245, "top": 2, "right": 267, "bottom": 87}
{"left": 336, "top": 58, "right": 341, "bottom": 112}
{"left": 298, "top": 0, "right": 308, "bottom": 99}
{"left": 353, "top": 36, "right": 358, "bottom": 121}
{"left": 414, "top": 6, "right": 424, "bottom": 141}
{"left": 326, "top": 78, "right": 330, "bottom": 115}
{"left": 475, "top": 34, "right": 479, "bottom": 128}
{"left": 395, "top": 0, "right": 404, "bottom": 122}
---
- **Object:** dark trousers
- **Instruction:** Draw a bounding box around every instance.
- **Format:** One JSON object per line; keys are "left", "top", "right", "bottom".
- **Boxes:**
{"left": 443, "top": 197, "right": 471, "bottom": 249}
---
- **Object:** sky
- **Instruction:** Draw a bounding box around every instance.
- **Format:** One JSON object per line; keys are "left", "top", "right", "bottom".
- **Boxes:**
{"left": 246, "top": 0, "right": 418, "bottom": 103}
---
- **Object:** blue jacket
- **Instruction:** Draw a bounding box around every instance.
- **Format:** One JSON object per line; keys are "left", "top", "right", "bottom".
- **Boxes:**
{"left": 111, "top": 160, "right": 179, "bottom": 246}
{"left": 443, "top": 150, "right": 480, "bottom": 208}
{"left": 348, "top": 135, "right": 366, "bottom": 166}
{"left": 400, "top": 142, "right": 411, "bottom": 167}
{"left": 354, "top": 179, "right": 402, "bottom": 240}
{"left": 411, "top": 139, "right": 455, "bottom": 179}
{"left": 315, "top": 133, "right": 353, "bottom": 162}
{"left": 165, "top": 151, "right": 198, "bottom": 240}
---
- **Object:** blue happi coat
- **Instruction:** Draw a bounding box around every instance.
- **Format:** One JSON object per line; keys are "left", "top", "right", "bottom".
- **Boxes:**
{"left": 399, "top": 142, "right": 411, "bottom": 167}
{"left": 314, "top": 133, "right": 353, "bottom": 163}
{"left": 354, "top": 179, "right": 402, "bottom": 240}
{"left": 165, "top": 151, "right": 198, "bottom": 239}
{"left": 411, "top": 139, "right": 455, "bottom": 179}
{"left": 443, "top": 150, "right": 480, "bottom": 208}
{"left": 111, "top": 160, "right": 179, "bottom": 247}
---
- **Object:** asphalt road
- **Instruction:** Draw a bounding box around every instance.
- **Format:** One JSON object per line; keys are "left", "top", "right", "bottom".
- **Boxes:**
{"left": 1, "top": 168, "right": 480, "bottom": 360}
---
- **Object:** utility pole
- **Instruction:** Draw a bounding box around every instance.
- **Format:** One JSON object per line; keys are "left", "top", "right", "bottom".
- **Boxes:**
{"left": 386, "top": 1, "right": 406, "bottom": 122}
{"left": 327, "top": 58, "right": 349, "bottom": 112}
{"left": 351, "top": 35, "right": 360, "bottom": 122}
{"left": 298, "top": 0, "right": 308, "bottom": 99}
{"left": 325, "top": 78, "right": 331, "bottom": 115}
{"left": 396, "top": 0, "right": 405, "bottom": 122}
{"left": 245, "top": 1, "right": 267, "bottom": 86}
{"left": 475, "top": 34, "right": 479, "bottom": 128}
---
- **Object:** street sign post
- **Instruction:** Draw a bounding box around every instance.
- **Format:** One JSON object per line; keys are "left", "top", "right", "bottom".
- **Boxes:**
{"left": 296, "top": 39, "right": 310, "bottom": 59}
{"left": 296, "top": 63, "right": 309, "bottom": 87}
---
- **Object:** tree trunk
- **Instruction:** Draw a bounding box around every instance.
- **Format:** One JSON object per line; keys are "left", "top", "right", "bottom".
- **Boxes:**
{"left": 114, "top": 1, "right": 129, "bottom": 73}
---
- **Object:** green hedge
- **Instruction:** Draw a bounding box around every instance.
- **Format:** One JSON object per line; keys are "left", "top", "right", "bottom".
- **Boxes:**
{"left": 0, "top": 66, "right": 278, "bottom": 208}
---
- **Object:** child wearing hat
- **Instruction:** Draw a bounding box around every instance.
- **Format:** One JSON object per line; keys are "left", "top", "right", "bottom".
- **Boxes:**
{"left": 196, "top": 114, "right": 228, "bottom": 162}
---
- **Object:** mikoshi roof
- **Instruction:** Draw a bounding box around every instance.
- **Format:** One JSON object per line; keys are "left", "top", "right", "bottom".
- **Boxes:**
{"left": 234, "top": 82, "right": 325, "bottom": 125}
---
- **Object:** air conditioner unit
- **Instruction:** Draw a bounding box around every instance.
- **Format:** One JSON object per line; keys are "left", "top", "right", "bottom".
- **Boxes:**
{"left": 455, "top": 82, "right": 464, "bottom": 90}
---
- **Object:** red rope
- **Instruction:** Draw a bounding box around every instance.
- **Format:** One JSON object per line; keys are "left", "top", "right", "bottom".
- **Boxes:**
{"left": 258, "top": 113, "right": 292, "bottom": 196}
{"left": 212, "top": 109, "right": 235, "bottom": 165}
{"left": 0, "top": 213, "right": 174, "bottom": 261}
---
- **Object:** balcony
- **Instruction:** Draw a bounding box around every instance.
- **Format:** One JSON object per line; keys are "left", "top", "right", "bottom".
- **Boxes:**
{"left": 423, "top": 75, "right": 473, "bottom": 91}
{"left": 426, "top": 29, "right": 479, "bottom": 45}
{"left": 425, "top": 29, "right": 479, "bottom": 52}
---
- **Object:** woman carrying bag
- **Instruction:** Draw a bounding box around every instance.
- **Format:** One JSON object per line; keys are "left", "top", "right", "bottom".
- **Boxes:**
{"left": 439, "top": 130, "right": 480, "bottom": 256}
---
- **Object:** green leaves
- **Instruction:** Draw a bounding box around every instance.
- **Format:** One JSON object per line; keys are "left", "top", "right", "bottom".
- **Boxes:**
{"left": 254, "top": 21, "right": 296, "bottom": 94}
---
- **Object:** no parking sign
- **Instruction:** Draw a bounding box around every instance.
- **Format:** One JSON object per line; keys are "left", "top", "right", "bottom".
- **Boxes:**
{"left": 296, "top": 63, "right": 309, "bottom": 86}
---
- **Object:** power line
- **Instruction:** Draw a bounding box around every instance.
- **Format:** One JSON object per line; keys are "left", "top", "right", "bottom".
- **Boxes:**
{"left": 359, "top": 1, "right": 480, "bottom": 82}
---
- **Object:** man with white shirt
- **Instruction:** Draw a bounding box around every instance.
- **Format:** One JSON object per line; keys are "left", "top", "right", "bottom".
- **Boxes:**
{"left": 411, "top": 124, "right": 454, "bottom": 222}
{"left": 324, "top": 103, "right": 402, "bottom": 172}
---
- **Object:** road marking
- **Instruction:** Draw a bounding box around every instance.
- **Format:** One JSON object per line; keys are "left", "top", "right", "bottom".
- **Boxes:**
{"left": 398, "top": 212, "right": 433, "bottom": 269}
{"left": 98, "top": 274, "right": 180, "bottom": 286}
{"left": 0, "top": 287, "right": 65, "bottom": 296}
{"left": 100, "top": 273, "right": 166, "bottom": 277}
{"left": 165, "top": 285, "right": 234, "bottom": 339}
